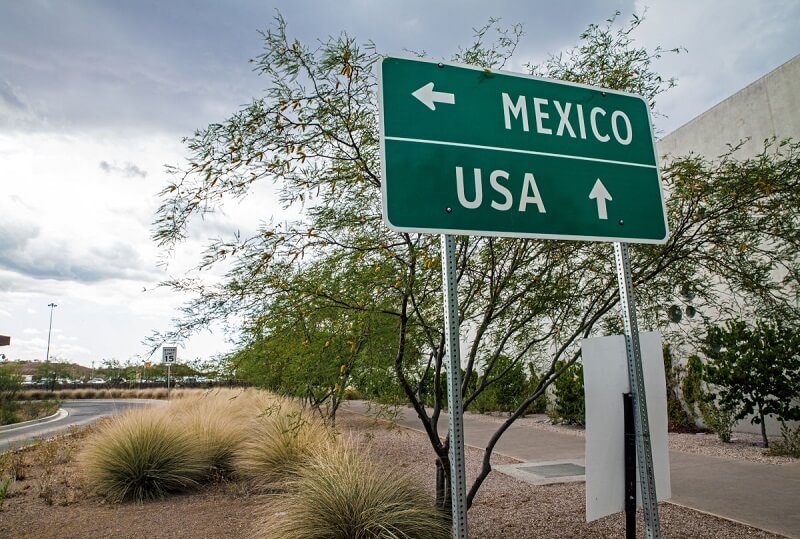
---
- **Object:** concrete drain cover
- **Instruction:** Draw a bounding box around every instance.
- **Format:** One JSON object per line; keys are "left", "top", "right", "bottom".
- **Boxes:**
{"left": 494, "top": 459, "right": 586, "bottom": 486}
{"left": 519, "top": 463, "right": 585, "bottom": 478}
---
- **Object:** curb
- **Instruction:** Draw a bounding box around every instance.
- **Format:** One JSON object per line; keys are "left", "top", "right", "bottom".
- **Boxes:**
{"left": 0, "top": 408, "right": 68, "bottom": 433}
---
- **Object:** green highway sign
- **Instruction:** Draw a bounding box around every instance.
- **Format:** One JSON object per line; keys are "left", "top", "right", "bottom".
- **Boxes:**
{"left": 378, "top": 56, "right": 669, "bottom": 244}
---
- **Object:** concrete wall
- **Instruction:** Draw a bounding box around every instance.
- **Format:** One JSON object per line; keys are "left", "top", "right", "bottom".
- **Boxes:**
{"left": 658, "top": 54, "right": 800, "bottom": 161}
{"left": 656, "top": 55, "right": 799, "bottom": 438}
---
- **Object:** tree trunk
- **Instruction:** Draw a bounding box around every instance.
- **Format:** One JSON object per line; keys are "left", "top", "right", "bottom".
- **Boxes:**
{"left": 758, "top": 405, "right": 769, "bottom": 448}
{"left": 435, "top": 455, "right": 452, "bottom": 513}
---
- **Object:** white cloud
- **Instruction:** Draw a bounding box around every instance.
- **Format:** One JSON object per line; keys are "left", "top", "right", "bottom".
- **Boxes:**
{"left": 99, "top": 160, "right": 147, "bottom": 178}
{"left": 633, "top": 0, "right": 800, "bottom": 134}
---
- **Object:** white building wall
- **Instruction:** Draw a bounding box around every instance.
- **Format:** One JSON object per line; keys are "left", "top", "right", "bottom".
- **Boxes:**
{"left": 658, "top": 54, "right": 800, "bottom": 161}
{"left": 656, "top": 54, "right": 799, "bottom": 438}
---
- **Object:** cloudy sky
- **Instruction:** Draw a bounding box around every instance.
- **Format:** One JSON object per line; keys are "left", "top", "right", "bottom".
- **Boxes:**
{"left": 1, "top": 0, "right": 798, "bottom": 369}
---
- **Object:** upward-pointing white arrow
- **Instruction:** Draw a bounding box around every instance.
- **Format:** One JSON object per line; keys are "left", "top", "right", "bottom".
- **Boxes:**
{"left": 589, "top": 178, "right": 612, "bottom": 220}
{"left": 412, "top": 82, "right": 456, "bottom": 111}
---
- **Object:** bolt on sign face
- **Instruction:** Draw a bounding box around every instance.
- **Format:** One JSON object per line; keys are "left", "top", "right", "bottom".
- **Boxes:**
{"left": 378, "top": 56, "right": 669, "bottom": 244}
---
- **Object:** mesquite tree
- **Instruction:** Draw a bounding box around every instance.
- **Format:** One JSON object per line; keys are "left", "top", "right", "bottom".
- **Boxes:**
{"left": 150, "top": 13, "right": 800, "bottom": 509}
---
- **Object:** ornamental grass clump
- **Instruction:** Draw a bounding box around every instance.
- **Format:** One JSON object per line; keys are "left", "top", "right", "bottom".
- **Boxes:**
{"left": 173, "top": 392, "right": 249, "bottom": 478}
{"left": 235, "top": 405, "right": 334, "bottom": 491}
{"left": 81, "top": 408, "right": 206, "bottom": 502}
{"left": 258, "top": 440, "right": 451, "bottom": 539}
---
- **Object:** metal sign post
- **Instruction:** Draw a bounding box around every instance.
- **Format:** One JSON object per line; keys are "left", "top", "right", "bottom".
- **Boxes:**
{"left": 441, "top": 234, "right": 468, "bottom": 539}
{"left": 623, "top": 393, "right": 636, "bottom": 539}
{"left": 614, "top": 242, "right": 661, "bottom": 538}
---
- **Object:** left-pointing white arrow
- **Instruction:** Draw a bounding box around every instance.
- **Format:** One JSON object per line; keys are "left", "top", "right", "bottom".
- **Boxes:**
{"left": 412, "top": 82, "right": 456, "bottom": 111}
{"left": 588, "top": 178, "right": 612, "bottom": 220}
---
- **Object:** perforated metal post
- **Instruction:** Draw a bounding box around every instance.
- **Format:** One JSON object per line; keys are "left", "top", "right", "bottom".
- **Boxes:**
{"left": 441, "top": 234, "right": 469, "bottom": 538}
{"left": 614, "top": 242, "right": 661, "bottom": 538}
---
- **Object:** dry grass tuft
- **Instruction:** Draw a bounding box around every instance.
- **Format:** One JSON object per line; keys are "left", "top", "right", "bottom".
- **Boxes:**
{"left": 80, "top": 408, "right": 206, "bottom": 502}
{"left": 172, "top": 391, "right": 250, "bottom": 478}
{"left": 235, "top": 404, "right": 334, "bottom": 491}
{"left": 257, "top": 439, "right": 451, "bottom": 539}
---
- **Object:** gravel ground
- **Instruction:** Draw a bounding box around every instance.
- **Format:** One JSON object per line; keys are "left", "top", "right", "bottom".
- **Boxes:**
{"left": 463, "top": 410, "right": 796, "bottom": 465}
{"left": 0, "top": 408, "right": 790, "bottom": 538}
{"left": 343, "top": 411, "right": 786, "bottom": 538}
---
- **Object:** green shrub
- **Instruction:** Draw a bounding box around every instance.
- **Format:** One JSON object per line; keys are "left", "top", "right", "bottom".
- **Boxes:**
{"left": 81, "top": 409, "right": 207, "bottom": 502}
{"left": 0, "top": 401, "right": 18, "bottom": 426}
{"left": 526, "top": 370, "right": 548, "bottom": 414}
{"left": 486, "top": 356, "right": 528, "bottom": 412}
{"left": 0, "top": 476, "right": 12, "bottom": 508}
{"left": 700, "top": 399, "right": 737, "bottom": 443}
{"left": 663, "top": 346, "right": 697, "bottom": 432}
{"left": 343, "top": 387, "right": 364, "bottom": 401}
{"left": 469, "top": 388, "right": 497, "bottom": 414}
{"left": 681, "top": 355, "right": 704, "bottom": 419}
{"left": 552, "top": 362, "right": 585, "bottom": 425}
{"left": 468, "top": 357, "right": 545, "bottom": 414}
{"left": 14, "top": 400, "right": 60, "bottom": 423}
{"left": 768, "top": 424, "right": 800, "bottom": 458}
{"left": 258, "top": 441, "right": 450, "bottom": 539}
{"left": 0, "top": 365, "right": 21, "bottom": 425}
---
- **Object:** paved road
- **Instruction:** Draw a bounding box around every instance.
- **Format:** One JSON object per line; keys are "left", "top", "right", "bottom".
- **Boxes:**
{"left": 0, "top": 399, "right": 159, "bottom": 452}
{"left": 342, "top": 401, "right": 800, "bottom": 538}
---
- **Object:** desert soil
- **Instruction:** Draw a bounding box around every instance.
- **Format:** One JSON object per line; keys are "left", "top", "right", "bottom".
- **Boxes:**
{"left": 0, "top": 409, "right": 787, "bottom": 539}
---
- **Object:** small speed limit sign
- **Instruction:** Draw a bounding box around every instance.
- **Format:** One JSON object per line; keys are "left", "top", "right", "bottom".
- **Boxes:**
{"left": 162, "top": 346, "right": 177, "bottom": 364}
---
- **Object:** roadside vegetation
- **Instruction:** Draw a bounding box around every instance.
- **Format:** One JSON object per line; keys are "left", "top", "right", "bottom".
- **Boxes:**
{"left": 16, "top": 387, "right": 185, "bottom": 401}
{"left": 77, "top": 388, "right": 445, "bottom": 536}
{"left": 0, "top": 364, "right": 60, "bottom": 426}
{"left": 258, "top": 439, "right": 451, "bottom": 539}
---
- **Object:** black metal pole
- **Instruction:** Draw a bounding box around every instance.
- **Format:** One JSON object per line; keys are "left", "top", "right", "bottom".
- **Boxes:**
{"left": 624, "top": 392, "right": 637, "bottom": 538}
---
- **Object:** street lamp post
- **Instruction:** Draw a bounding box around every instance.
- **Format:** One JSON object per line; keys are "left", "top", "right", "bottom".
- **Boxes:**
{"left": 45, "top": 302, "right": 57, "bottom": 363}
{"left": 44, "top": 302, "right": 57, "bottom": 391}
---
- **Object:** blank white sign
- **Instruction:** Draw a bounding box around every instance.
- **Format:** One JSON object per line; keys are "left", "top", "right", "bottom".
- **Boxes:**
{"left": 582, "top": 331, "right": 671, "bottom": 522}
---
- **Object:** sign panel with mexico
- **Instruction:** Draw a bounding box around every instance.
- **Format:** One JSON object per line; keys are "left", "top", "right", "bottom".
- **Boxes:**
{"left": 378, "top": 56, "right": 669, "bottom": 244}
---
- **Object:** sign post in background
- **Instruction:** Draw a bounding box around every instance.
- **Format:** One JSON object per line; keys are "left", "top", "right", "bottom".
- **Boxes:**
{"left": 162, "top": 346, "right": 177, "bottom": 399}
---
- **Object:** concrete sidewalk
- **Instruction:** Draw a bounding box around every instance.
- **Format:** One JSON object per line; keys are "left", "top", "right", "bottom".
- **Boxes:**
{"left": 342, "top": 401, "right": 800, "bottom": 538}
